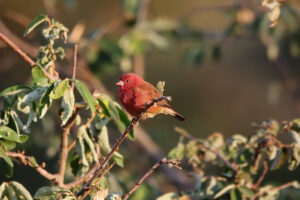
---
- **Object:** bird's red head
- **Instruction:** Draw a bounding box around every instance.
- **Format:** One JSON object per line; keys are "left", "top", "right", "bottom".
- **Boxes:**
{"left": 116, "top": 73, "right": 144, "bottom": 90}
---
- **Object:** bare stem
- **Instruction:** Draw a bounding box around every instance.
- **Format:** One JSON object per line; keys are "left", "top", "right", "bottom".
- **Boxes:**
{"left": 122, "top": 158, "right": 181, "bottom": 200}
{"left": 252, "top": 160, "right": 268, "bottom": 190}
{"left": 76, "top": 96, "right": 172, "bottom": 197}
{"left": 0, "top": 32, "right": 56, "bottom": 81}
{"left": 71, "top": 44, "right": 78, "bottom": 90}
{"left": 0, "top": 32, "right": 35, "bottom": 66}
{"left": 6, "top": 151, "right": 58, "bottom": 182}
{"left": 80, "top": 161, "right": 116, "bottom": 200}
{"left": 251, "top": 181, "right": 298, "bottom": 200}
{"left": 58, "top": 107, "right": 80, "bottom": 186}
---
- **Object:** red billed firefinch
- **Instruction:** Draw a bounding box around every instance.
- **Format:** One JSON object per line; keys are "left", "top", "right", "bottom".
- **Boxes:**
{"left": 116, "top": 73, "right": 185, "bottom": 121}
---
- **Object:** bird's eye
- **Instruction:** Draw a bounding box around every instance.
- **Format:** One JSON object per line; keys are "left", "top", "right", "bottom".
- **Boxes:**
{"left": 126, "top": 80, "right": 129, "bottom": 83}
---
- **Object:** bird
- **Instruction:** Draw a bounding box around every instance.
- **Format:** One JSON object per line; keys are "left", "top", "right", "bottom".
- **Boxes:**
{"left": 116, "top": 73, "right": 185, "bottom": 121}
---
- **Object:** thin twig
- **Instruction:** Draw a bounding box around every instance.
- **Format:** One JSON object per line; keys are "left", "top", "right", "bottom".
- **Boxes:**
{"left": 80, "top": 161, "right": 116, "bottom": 200}
{"left": 174, "top": 126, "right": 239, "bottom": 172}
{"left": 252, "top": 160, "right": 268, "bottom": 190}
{"left": 122, "top": 158, "right": 181, "bottom": 200}
{"left": 71, "top": 44, "right": 78, "bottom": 90}
{"left": 76, "top": 96, "right": 172, "bottom": 197}
{"left": 0, "top": 32, "right": 35, "bottom": 66}
{"left": 0, "top": 32, "right": 56, "bottom": 81}
{"left": 6, "top": 151, "right": 58, "bottom": 182}
{"left": 250, "top": 181, "right": 298, "bottom": 200}
{"left": 65, "top": 164, "right": 98, "bottom": 189}
{"left": 58, "top": 107, "right": 80, "bottom": 186}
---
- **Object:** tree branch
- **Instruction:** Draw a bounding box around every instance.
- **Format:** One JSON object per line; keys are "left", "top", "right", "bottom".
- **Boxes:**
{"left": 76, "top": 96, "right": 172, "bottom": 197}
{"left": 58, "top": 107, "right": 80, "bottom": 186}
{"left": 251, "top": 181, "right": 298, "bottom": 200}
{"left": 0, "top": 32, "right": 35, "bottom": 67}
{"left": 6, "top": 151, "right": 58, "bottom": 182}
{"left": 252, "top": 160, "right": 268, "bottom": 190}
{"left": 122, "top": 158, "right": 181, "bottom": 200}
{"left": 71, "top": 44, "right": 78, "bottom": 90}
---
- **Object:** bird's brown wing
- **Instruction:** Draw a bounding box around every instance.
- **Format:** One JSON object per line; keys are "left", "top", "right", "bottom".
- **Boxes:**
{"left": 135, "top": 81, "right": 171, "bottom": 108}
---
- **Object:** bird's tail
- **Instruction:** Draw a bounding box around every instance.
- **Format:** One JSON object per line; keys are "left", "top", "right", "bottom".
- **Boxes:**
{"left": 163, "top": 107, "right": 186, "bottom": 121}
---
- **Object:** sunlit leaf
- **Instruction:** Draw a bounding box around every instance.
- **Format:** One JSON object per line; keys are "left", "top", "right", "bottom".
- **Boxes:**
{"left": 24, "top": 14, "right": 49, "bottom": 36}
{"left": 72, "top": 79, "right": 96, "bottom": 113}
{"left": 60, "top": 87, "right": 75, "bottom": 126}
{"left": 9, "top": 181, "right": 33, "bottom": 200}
{"left": 0, "top": 85, "right": 32, "bottom": 97}
{"left": 50, "top": 79, "right": 68, "bottom": 99}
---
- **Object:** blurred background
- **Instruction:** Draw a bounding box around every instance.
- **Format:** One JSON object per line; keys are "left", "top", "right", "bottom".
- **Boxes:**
{"left": 1, "top": 0, "right": 300, "bottom": 199}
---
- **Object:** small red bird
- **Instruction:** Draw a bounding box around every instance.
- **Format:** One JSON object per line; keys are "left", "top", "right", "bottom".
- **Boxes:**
{"left": 116, "top": 73, "right": 185, "bottom": 121}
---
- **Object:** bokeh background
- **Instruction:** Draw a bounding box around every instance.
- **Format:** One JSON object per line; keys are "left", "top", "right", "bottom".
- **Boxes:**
{"left": 1, "top": 0, "right": 300, "bottom": 199}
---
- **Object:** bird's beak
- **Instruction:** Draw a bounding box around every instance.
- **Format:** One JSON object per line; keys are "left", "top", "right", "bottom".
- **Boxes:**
{"left": 116, "top": 80, "right": 124, "bottom": 87}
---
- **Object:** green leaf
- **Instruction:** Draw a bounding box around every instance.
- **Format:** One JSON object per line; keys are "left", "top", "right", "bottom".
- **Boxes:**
{"left": 98, "top": 125, "right": 124, "bottom": 167}
{"left": 77, "top": 135, "right": 89, "bottom": 168}
{"left": 238, "top": 186, "right": 254, "bottom": 198}
{"left": 0, "top": 140, "right": 16, "bottom": 151}
{"left": 32, "top": 66, "right": 48, "bottom": 86}
{"left": 0, "top": 85, "right": 32, "bottom": 97}
{"left": 156, "top": 192, "right": 179, "bottom": 200}
{"left": 116, "top": 106, "right": 134, "bottom": 140}
{"left": 0, "top": 126, "right": 28, "bottom": 143}
{"left": 39, "top": 83, "right": 54, "bottom": 118}
{"left": 34, "top": 186, "right": 71, "bottom": 199}
{"left": 72, "top": 79, "right": 96, "bottom": 113}
{"left": 168, "top": 139, "right": 185, "bottom": 160}
{"left": 0, "top": 146, "right": 13, "bottom": 167}
{"left": 29, "top": 156, "right": 38, "bottom": 168}
{"left": 230, "top": 188, "right": 242, "bottom": 200}
{"left": 24, "top": 14, "right": 49, "bottom": 36}
{"left": 79, "top": 126, "right": 98, "bottom": 162}
{"left": 113, "top": 152, "right": 124, "bottom": 167}
{"left": 61, "top": 87, "right": 75, "bottom": 126}
{"left": 156, "top": 81, "right": 165, "bottom": 95}
{"left": 0, "top": 158, "right": 13, "bottom": 177}
{"left": 0, "top": 182, "right": 6, "bottom": 200}
{"left": 9, "top": 181, "right": 33, "bottom": 200}
{"left": 50, "top": 79, "right": 68, "bottom": 99}
{"left": 214, "top": 184, "right": 235, "bottom": 199}
{"left": 0, "top": 126, "right": 19, "bottom": 142}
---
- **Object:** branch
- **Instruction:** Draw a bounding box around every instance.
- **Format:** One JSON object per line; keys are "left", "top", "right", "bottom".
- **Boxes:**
{"left": 122, "top": 158, "right": 181, "bottom": 200}
{"left": 250, "top": 181, "right": 298, "bottom": 200}
{"left": 65, "top": 164, "right": 98, "bottom": 189}
{"left": 80, "top": 161, "right": 116, "bottom": 200}
{"left": 0, "top": 32, "right": 35, "bottom": 66}
{"left": 57, "top": 107, "right": 80, "bottom": 186}
{"left": 252, "top": 160, "right": 268, "bottom": 190}
{"left": 6, "top": 151, "right": 58, "bottom": 182}
{"left": 71, "top": 44, "right": 78, "bottom": 90}
{"left": 76, "top": 96, "right": 172, "bottom": 197}
{"left": 174, "top": 126, "right": 239, "bottom": 172}
{"left": 0, "top": 32, "right": 56, "bottom": 81}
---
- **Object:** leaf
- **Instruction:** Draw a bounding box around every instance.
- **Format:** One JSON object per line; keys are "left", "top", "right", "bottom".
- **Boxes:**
{"left": 156, "top": 192, "right": 179, "bottom": 200}
{"left": 39, "top": 83, "right": 54, "bottom": 118}
{"left": 0, "top": 85, "right": 32, "bottom": 97}
{"left": 98, "top": 126, "right": 124, "bottom": 167}
{"left": 72, "top": 79, "right": 96, "bottom": 113}
{"left": 0, "top": 146, "right": 13, "bottom": 167}
{"left": 9, "top": 181, "right": 33, "bottom": 200}
{"left": 214, "top": 184, "right": 235, "bottom": 199}
{"left": 238, "top": 186, "right": 254, "bottom": 198}
{"left": 34, "top": 186, "right": 71, "bottom": 199}
{"left": 230, "top": 188, "right": 242, "bottom": 200}
{"left": 0, "top": 126, "right": 28, "bottom": 143}
{"left": 0, "top": 140, "right": 16, "bottom": 151}
{"left": 156, "top": 81, "right": 165, "bottom": 95}
{"left": 61, "top": 87, "right": 75, "bottom": 126}
{"left": 0, "top": 158, "right": 13, "bottom": 177}
{"left": 77, "top": 135, "right": 89, "bottom": 169}
{"left": 50, "top": 79, "right": 68, "bottom": 99}
{"left": 0, "top": 126, "right": 19, "bottom": 142}
{"left": 29, "top": 156, "right": 38, "bottom": 168}
{"left": 168, "top": 140, "right": 185, "bottom": 160}
{"left": 0, "top": 182, "right": 6, "bottom": 200}
{"left": 79, "top": 126, "right": 98, "bottom": 162}
{"left": 116, "top": 106, "right": 134, "bottom": 140}
{"left": 32, "top": 66, "right": 48, "bottom": 86}
{"left": 24, "top": 14, "right": 49, "bottom": 36}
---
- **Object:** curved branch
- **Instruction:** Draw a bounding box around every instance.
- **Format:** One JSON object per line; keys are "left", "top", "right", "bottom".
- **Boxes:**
{"left": 6, "top": 151, "right": 58, "bottom": 182}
